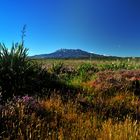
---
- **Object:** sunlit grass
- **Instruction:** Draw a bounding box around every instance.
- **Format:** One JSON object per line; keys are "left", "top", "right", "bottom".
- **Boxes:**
{"left": 100, "top": 118, "right": 140, "bottom": 140}
{"left": 0, "top": 94, "right": 140, "bottom": 140}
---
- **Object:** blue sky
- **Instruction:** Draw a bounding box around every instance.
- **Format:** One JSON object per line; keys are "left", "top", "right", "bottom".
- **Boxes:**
{"left": 0, "top": 0, "right": 140, "bottom": 56}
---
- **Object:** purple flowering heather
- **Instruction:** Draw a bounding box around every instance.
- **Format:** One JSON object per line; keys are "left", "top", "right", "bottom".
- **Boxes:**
{"left": 22, "top": 95, "right": 34, "bottom": 103}
{"left": 21, "top": 95, "right": 41, "bottom": 114}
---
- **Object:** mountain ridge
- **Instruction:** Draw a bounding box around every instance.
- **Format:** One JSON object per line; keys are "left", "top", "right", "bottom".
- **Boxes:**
{"left": 31, "top": 49, "right": 115, "bottom": 59}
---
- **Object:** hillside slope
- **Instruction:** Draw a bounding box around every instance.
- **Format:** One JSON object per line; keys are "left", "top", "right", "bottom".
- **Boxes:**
{"left": 31, "top": 49, "right": 106, "bottom": 59}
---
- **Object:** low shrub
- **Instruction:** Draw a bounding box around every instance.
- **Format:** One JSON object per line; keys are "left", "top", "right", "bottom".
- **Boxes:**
{"left": 51, "top": 62, "right": 64, "bottom": 74}
{"left": 0, "top": 43, "right": 56, "bottom": 102}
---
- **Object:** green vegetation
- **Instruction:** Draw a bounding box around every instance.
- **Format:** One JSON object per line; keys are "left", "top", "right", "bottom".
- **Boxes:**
{"left": 0, "top": 37, "right": 140, "bottom": 139}
{"left": 0, "top": 42, "right": 56, "bottom": 101}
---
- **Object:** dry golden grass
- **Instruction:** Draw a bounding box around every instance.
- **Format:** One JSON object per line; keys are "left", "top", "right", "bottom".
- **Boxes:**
{"left": 100, "top": 118, "right": 140, "bottom": 140}
{"left": 0, "top": 95, "right": 140, "bottom": 140}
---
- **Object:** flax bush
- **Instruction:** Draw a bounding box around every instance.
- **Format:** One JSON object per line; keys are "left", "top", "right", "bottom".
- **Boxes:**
{"left": 0, "top": 42, "right": 52, "bottom": 102}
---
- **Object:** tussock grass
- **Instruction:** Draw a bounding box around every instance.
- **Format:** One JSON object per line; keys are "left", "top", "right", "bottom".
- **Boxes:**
{"left": 0, "top": 95, "right": 140, "bottom": 140}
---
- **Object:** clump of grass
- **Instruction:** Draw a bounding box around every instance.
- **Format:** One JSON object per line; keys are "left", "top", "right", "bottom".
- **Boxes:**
{"left": 51, "top": 61, "right": 64, "bottom": 74}
{"left": 99, "top": 118, "right": 140, "bottom": 140}
{"left": 0, "top": 42, "right": 55, "bottom": 101}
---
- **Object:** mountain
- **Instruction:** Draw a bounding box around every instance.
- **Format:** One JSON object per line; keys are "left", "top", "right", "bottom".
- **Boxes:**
{"left": 31, "top": 49, "right": 110, "bottom": 59}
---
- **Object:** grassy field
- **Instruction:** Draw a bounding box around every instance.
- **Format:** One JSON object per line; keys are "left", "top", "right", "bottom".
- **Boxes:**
{"left": 0, "top": 58, "right": 140, "bottom": 140}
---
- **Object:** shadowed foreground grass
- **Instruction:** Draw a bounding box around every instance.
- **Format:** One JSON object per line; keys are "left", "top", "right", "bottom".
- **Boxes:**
{"left": 0, "top": 95, "right": 139, "bottom": 140}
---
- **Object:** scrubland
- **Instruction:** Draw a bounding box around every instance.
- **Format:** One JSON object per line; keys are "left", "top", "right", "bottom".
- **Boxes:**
{"left": 0, "top": 43, "right": 140, "bottom": 139}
